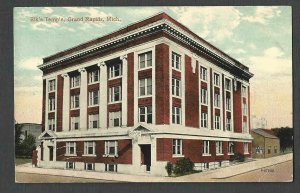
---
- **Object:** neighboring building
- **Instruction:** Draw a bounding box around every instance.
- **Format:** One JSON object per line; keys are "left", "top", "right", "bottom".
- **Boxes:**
{"left": 251, "top": 129, "right": 280, "bottom": 158}
{"left": 251, "top": 115, "right": 267, "bottom": 129}
{"left": 19, "top": 123, "right": 42, "bottom": 146}
{"left": 37, "top": 12, "right": 253, "bottom": 176}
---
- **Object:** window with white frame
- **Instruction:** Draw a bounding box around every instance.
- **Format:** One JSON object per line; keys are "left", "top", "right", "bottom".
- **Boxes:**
{"left": 214, "top": 73, "right": 220, "bottom": 86}
{"left": 242, "top": 86, "right": 247, "bottom": 97}
{"left": 201, "top": 112, "right": 208, "bottom": 128}
{"left": 228, "top": 142, "right": 234, "bottom": 154}
{"left": 70, "top": 94, "right": 80, "bottom": 109}
{"left": 84, "top": 141, "right": 95, "bottom": 155}
{"left": 138, "top": 51, "right": 152, "bottom": 69}
{"left": 242, "top": 103, "right": 248, "bottom": 115}
{"left": 71, "top": 75, "right": 80, "bottom": 88}
{"left": 66, "top": 142, "right": 76, "bottom": 155}
{"left": 139, "top": 78, "right": 152, "bottom": 96}
{"left": 48, "top": 118, "right": 55, "bottom": 131}
{"left": 88, "top": 114, "right": 99, "bottom": 129}
{"left": 88, "top": 90, "right": 99, "bottom": 106}
{"left": 172, "top": 107, "right": 181, "bottom": 124}
{"left": 109, "top": 86, "right": 121, "bottom": 102}
{"left": 84, "top": 163, "right": 95, "bottom": 171}
{"left": 48, "top": 79, "right": 56, "bottom": 92}
{"left": 172, "top": 78, "right": 181, "bottom": 97}
{"left": 71, "top": 116, "right": 80, "bottom": 130}
{"left": 244, "top": 142, "right": 249, "bottom": 154}
{"left": 274, "top": 146, "right": 278, "bottom": 154}
{"left": 226, "top": 96, "right": 231, "bottom": 111}
{"left": 109, "top": 63, "right": 122, "bottom": 79}
{"left": 214, "top": 115, "right": 221, "bottom": 129}
{"left": 172, "top": 139, "right": 182, "bottom": 156}
{"left": 226, "top": 117, "right": 231, "bottom": 131}
{"left": 214, "top": 93, "right": 220, "bottom": 107}
{"left": 225, "top": 78, "right": 231, "bottom": 90}
{"left": 171, "top": 52, "right": 181, "bottom": 70}
{"left": 66, "top": 162, "right": 75, "bottom": 169}
{"left": 105, "top": 164, "right": 117, "bottom": 172}
{"left": 105, "top": 141, "right": 118, "bottom": 156}
{"left": 109, "top": 111, "right": 121, "bottom": 127}
{"left": 138, "top": 106, "right": 152, "bottom": 124}
{"left": 200, "top": 66, "right": 207, "bottom": 81}
{"left": 203, "top": 140, "right": 210, "bottom": 155}
{"left": 201, "top": 88, "right": 208, "bottom": 105}
{"left": 242, "top": 121, "right": 248, "bottom": 133}
{"left": 88, "top": 70, "right": 99, "bottom": 84}
{"left": 48, "top": 97, "right": 55, "bottom": 111}
{"left": 216, "top": 141, "right": 223, "bottom": 154}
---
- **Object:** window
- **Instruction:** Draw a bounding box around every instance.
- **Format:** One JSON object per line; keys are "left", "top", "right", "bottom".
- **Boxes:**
{"left": 172, "top": 107, "right": 181, "bottom": 124}
{"left": 172, "top": 139, "right": 182, "bottom": 156}
{"left": 214, "top": 73, "right": 220, "bottom": 86}
{"left": 84, "top": 141, "right": 95, "bottom": 155}
{"left": 139, "top": 51, "right": 152, "bottom": 69}
{"left": 201, "top": 112, "right": 208, "bottom": 128}
{"left": 48, "top": 97, "right": 55, "bottom": 111}
{"left": 139, "top": 78, "right": 152, "bottom": 96}
{"left": 216, "top": 141, "right": 223, "bottom": 155}
{"left": 244, "top": 143, "right": 249, "bottom": 154}
{"left": 200, "top": 67, "right": 207, "bottom": 81}
{"left": 48, "top": 118, "right": 55, "bottom": 131}
{"left": 70, "top": 94, "right": 80, "bottom": 109}
{"left": 84, "top": 163, "right": 95, "bottom": 171}
{"left": 172, "top": 52, "right": 181, "bottom": 70}
{"left": 138, "top": 106, "right": 152, "bottom": 124}
{"left": 66, "top": 162, "right": 75, "bottom": 169}
{"left": 226, "top": 96, "right": 231, "bottom": 111}
{"left": 66, "top": 142, "right": 76, "bottom": 155}
{"left": 88, "top": 114, "right": 99, "bottom": 129}
{"left": 242, "top": 86, "right": 247, "bottom": 97}
{"left": 172, "top": 78, "right": 181, "bottom": 97}
{"left": 88, "top": 70, "right": 99, "bottom": 84}
{"left": 48, "top": 79, "right": 56, "bottom": 92}
{"left": 203, "top": 140, "right": 210, "bottom": 155}
{"left": 109, "top": 111, "right": 121, "bottom": 127}
{"left": 203, "top": 162, "right": 209, "bottom": 170}
{"left": 71, "top": 75, "right": 80, "bottom": 88}
{"left": 105, "top": 141, "right": 118, "bottom": 156}
{"left": 226, "top": 117, "right": 231, "bottom": 131}
{"left": 105, "top": 164, "right": 117, "bottom": 172}
{"left": 225, "top": 78, "right": 231, "bottom": 90}
{"left": 71, "top": 116, "right": 80, "bottom": 130}
{"left": 201, "top": 88, "right": 208, "bottom": 105}
{"left": 109, "top": 64, "right": 122, "bottom": 79}
{"left": 268, "top": 146, "right": 271, "bottom": 154}
{"left": 228, "top": 142, "right": 234, "bottom": 154}
{"left": 274, "top": 146, "right": 278, "bottom": 154}
{"left": 214, "top": 115, "right": 221, "bottom": 129}
{"left": 242, "top": 121, "right": 248, "bottom": 133}
{"left": 242, "top": 103, "right": 248, "bottom": 115}
{"left": 256, "top": 147, "right": 263, "bottom": 154}
{"left": 109, "top": 86, "right": 121, "bottom": 102}
{"left": 88, "top": 90, "right": 99, "bottom": 106}
{"left": 214, "top": 93, "right": 220, "bottom": 107}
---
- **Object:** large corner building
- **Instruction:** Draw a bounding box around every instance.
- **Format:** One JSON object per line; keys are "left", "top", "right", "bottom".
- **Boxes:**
{"left": 37, "top": 12, "right": 254, "bottom": 176}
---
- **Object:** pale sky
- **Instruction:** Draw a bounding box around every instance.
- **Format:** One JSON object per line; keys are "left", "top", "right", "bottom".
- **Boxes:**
{"left": 14, "top": 6, "right": 292, "bottom": 128}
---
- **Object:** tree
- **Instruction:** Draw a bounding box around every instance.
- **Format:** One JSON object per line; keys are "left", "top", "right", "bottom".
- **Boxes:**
{"left": 21, "top": 134, "right": 36, "bottom": 156}
{"left": 272, "top": 127, "right": 293, "bottom": 152}
{"left": 15, "top": 124, "right": 23, "bottom": 156}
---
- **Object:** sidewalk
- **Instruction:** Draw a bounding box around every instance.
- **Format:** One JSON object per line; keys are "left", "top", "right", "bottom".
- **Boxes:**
{"left": 15, "top": 153, "right": 292, "bottom": 182}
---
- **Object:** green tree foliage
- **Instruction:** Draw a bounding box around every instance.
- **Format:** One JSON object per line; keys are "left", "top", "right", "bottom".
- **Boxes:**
{"left": 272, "top": 127, "right": 293, "bottom": 152}
{"left": 15, "top": 124, "right": 37, "bottom": 157}
{"left": 173, "top": 157, "right": 194, "bottom": 175}
{"left": 15, "top": 124, "right": 23, "bottom": 156}
{"left": 165, "top": 162, "right": 173, "bottom": 176}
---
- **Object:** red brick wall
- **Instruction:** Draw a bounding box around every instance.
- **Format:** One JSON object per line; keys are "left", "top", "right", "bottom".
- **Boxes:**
{"left": 185, "top": 56, "right": 199, "bottom": 128}
{"left": 138, "top": 69, "right": 152, "bottom": 79}
{"left": 138, "top": 97, "right": 152, "bottom": 106}
{"left": 127, "top": 52, "right": 134, "bottom": 126}
{"left": 155, "top": 43, "right": 170, "bottom": 124}
{"left": 233, "top": 81, "right": 242, "bottom": 133}
{"left": 42, "top": 79, "right": 46, "bottom": 131}
{"left": 210, "top": 69, "right": 214, "bottom": 130}
{"left": 56, "top": 75, "right": 63, "bottom": 132}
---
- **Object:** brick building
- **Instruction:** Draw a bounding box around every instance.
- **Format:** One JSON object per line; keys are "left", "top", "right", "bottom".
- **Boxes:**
{"left": 37, "top": 12, "right": 253, "bottom": 176}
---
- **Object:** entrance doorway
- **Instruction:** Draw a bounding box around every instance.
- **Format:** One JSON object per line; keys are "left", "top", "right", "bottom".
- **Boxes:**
{"left": 49, "top": 146, "right": 53, "bottom": 161}
{"left": 140, "top": 144, "right": 151, "bottom": 172}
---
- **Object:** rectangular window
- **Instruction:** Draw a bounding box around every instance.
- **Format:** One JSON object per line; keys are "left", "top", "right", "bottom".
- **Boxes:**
{"left": 66, "top": 142, "right": 76, "bottom": 155}
{"left": 109, "top": 111, "right": 121, "bottom": 127}
{"left": 172, "top": 107, "right": 181, "bottom": 124}
{"left": 105, "top": 141, "right": 118, "bottom": 156}
{"left": 242, "top": 103, "right": 248, "bottom": 115}
{"left": 71, "top": 75, "right": 80, "bottom": 88}
{"left": 201, "top": 112, "right": 208, "bottom": 128}
{"left": 139, "top": 78, "right": 152, "bottom": 96}
{"left": 48, "top": 118, "right": 55, "bottom": 131}
{"left": 105, "top": 164, "right": 118, "bottom": 172}
{"left": 138, "top": 106, "right": 152, "bottom": 124}
{"left": 172, "top": 52, "right": 181, "bottom": 70}
{"left": 214, "top": 93, "right": 220, "bottom": 107}
{"left": 88, "top": 70, "right": 99, "bottom": 84}
{"left": 71, "top": 116, "right": 80, "bottom": 130}
{"left": 48, "top": 97, "right": 55, "bottom": 111}
{"left": 70, "top": 94, "right": 80, "bottom": 109}
{"left": 200, "top": 67, "right": 207, "bottom": 81}
{"left": 203, "top": 140, "right": 210, "bottom": 155}
{"left": 228, "top": 142, "right": 234, "bottom": 154}
{"left": 88, "top": 114, "right": 99, "bottom": 129}
{"left": 226, "top": 117, "right": 231, "bottom": 131}
{"left": 172, "top": 78, "right": 181, "bottom": 97}
{"left": 274, "top": 146, "right": 278, "bottom": 154}
{"left": 268, "top": 146, "right": 271, "bottom": 154}
{"left": 48, "top": 79, "right": 56, "bottom": 92}
{"left": 109, "top": 86, "right": 121, "bottom": 102}
{"left": 242, "top": 121, "right": 248, "bottom": 133}
{"left": 172, "top": 139, "right": 182, "bottom": 156}
{"left": 226, "top": 96, "right": 231, "bottom": 111}
{"left": 139, "top": 51, "right": 152, "bottom": 69}
{"left": 214, "top": 73, "right": 220, "bottom": 86}
{"left": 84, "top": 141, "right": 95, "bottom": 155}
{"left": 109, "top": 63, "right": 122, "bottom": 79}
{"left": 88, "top": 90, "right": 99, "bottom": 106}
{"left": 244, "top": 143, "right": 249, "bottom": 154}
{"left": 216, "top": 141, "right": 223, "bottom": 154}
{"left": 84, "top": 163, "right": 95, "bottom": 171}
{"left": 201, "top": 88, "right": 208, "bottom": 105}
{"left": 66, "top": 162, "right": 75, "bottom": 169}
{"left": 214, "top": 115, "right": 221, "bottom": 129}
{"left": 242, "top": 86, "right": 247, "bottom": 97}
{"left": 225, "top": 78, "right": 231, "bottom": 90}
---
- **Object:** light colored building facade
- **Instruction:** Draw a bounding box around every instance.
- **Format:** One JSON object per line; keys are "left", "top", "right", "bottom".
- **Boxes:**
{"left": 37, "top": 13, "right": 253, "bottom": 176}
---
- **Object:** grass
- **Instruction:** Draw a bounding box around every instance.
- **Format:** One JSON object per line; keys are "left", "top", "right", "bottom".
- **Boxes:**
{"left": 15, "top": 158, "right": 31, "bottom": 166}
